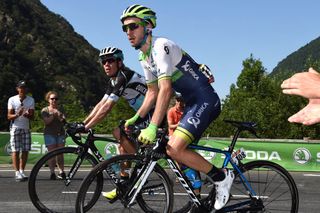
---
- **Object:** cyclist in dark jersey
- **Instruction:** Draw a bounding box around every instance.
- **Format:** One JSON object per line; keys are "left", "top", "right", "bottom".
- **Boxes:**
{"left": 83, "top": 47, "right": 152, "bottom": 154}
{"left": 83, "top": 46, "right": 158, "bottom": 199}
{"left": 121, "top": 5, "right": 234, "bottom": 211}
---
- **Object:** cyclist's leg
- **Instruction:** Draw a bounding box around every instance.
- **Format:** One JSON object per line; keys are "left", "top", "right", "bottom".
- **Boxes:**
{"left": 167, "top": 88, "right": 221, "bottom": 175}
{"left": 103, "top": 126, "right": 139, "bottom": 200}
{"left": 167, "top": 136, "right": 212, "bottom": 173}
{"left": 113, "top": 126, "right": 136, "bottom": 154}
{"left": 167, "top": 89, "right": 233, "bottom": 210}
{"left": 113, "top": 126, "right": 135, "bottom": 175}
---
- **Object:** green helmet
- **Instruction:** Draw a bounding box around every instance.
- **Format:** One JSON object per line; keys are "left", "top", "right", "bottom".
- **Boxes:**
{"left": 121, "top": 4, "right": 157, "bottom": 28}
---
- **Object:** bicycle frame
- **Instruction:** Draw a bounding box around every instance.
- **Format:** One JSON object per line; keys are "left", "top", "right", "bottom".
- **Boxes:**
{"left": 120, "top": 122, "right": 260, "bottom": 210}
{"left": 188, "top": 144, "right": 256, "bottom": 196}
{"left": 65, "top": 131, "right": 118, "bottom": 185}
{"left": 164, "top": 147, "right": 240, "bottom": 209}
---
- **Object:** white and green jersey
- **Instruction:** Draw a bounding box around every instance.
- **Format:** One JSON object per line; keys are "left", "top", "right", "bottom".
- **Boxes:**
{"left": 139, "top": 36, "right": 221, "bottom": 143}
{"left": 139, "top": 36, "right": 212, "bottom": 100}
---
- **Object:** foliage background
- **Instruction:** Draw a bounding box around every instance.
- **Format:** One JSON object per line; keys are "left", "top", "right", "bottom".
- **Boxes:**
{"left": 1, "top": 0, "right": 320, "bottom": 139}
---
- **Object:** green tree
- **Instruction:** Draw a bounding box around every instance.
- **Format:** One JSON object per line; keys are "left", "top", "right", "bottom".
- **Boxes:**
{"left": 207, "top": 55, "right": 297, "bottom": 138}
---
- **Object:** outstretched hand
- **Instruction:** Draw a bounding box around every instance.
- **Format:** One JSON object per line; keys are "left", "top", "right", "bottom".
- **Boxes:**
{"left": 281, "top": 67, "right": 320, "bottom": 99}
{"left": 288, "top": 99, "right": 320, "bottom": 125}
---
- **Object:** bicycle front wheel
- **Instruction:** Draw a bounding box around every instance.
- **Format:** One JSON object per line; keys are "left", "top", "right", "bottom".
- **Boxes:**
{"left": 76, "top": 154, "right": 173, "bottom": 213}
{"left": 28, "top": 147, "right": 100, "bottom": 213}
{"left": 227, "top": 160, "right": 299, "bottom": 213}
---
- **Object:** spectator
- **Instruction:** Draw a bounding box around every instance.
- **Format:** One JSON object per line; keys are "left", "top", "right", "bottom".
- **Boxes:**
{"left": 41, "top": 91, "right": 66, "bottom": 180}
{"left": 167, "top": 94, "right": 185, "bottom": 137}
{"left": 7, "top": 80, "right": 35, "bottom": 182}
{"left": 281, "top": 67, "right": 320, "bottom": 125}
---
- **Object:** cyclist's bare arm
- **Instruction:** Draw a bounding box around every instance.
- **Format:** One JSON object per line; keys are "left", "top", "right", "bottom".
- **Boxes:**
{"left": 84, "top": 99, "right": 115, "bottom": 129}
{"left": 136, "top": 83, "right": 158, "bottom": 118}
{"left": 84, "top": 98, "right": 104, "bottom": 124}
{"left": 150, "top": 79, "right": 172, "bottom": 126}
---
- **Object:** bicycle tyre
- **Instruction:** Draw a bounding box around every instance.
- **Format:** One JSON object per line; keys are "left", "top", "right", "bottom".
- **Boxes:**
{"left": 28, "top": 147, "right": 102, "bottom": 213}
{"left": 227, "top": 160, "right": 299, "bottom": 213}
{"left": 76, "top": 154, "right": 173, "bottom": 213}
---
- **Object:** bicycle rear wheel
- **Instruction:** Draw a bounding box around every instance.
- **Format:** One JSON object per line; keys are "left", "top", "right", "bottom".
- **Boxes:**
{"left": 28, "top": 147, "right": 101, "bottom": 213}
{"left": 76, "top": 154, "right": 173, "bottom": 213}
{"left": 225, "top": 160, "right": 299, "bottom": 213}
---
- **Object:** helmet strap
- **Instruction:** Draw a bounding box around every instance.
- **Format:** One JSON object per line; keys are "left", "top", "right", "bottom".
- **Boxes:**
{"left": 134, "top": 26, "right": 150, "bottom": 50}
{"left": 109, "top": 61, "right": 122, "bottom": 78}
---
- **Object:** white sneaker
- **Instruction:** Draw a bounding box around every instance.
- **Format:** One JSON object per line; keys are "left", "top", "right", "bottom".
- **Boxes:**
{"left": 20, "top": 172, "right": 28, "bottom": 180}
{"left": 214, "top": 169, "right": 234, "bottom": 210}
{"left": 15, "top": 173, "right": 24, "bottom": 182}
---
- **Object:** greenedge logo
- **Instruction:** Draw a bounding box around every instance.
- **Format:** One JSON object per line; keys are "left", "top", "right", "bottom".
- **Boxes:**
{"left": 293, "top": 148, "right": 311, "bottom": 164}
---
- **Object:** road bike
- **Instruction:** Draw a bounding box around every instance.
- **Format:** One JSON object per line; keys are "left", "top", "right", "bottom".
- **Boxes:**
{"left": 28, "top": 122, "right": 124, "bottom": 213}
{"left": 75, "top": 120, "right": 299, "bottom": 212}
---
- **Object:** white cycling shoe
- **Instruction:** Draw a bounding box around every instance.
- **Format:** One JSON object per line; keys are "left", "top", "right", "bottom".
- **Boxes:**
{"left": 214, "top": 169, "right": 234, "bottom": 210}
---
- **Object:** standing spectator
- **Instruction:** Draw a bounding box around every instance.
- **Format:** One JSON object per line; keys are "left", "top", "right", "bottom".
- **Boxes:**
{"left": 41, "top": 91, "right": 66, "bottom": 180}
{"left": 7, "top": 80, "right": 35, "bottom": 182}
{"left": 167, "top": 94, "right": 185, "bottom": 137}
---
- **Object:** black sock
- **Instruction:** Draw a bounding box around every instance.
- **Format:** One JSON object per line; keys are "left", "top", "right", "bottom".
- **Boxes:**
{"left": 207, "top": 166, "right": 225, "bottom": 182}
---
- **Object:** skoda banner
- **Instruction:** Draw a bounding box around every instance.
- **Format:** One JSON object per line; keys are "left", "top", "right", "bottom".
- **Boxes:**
{"left": 1, "top": 132, "right": 320, "bottom": 171}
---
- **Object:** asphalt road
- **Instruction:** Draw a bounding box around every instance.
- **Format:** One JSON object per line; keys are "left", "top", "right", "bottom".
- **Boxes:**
{"left": 0, "top": 164, "right": 318, "bottom": 213}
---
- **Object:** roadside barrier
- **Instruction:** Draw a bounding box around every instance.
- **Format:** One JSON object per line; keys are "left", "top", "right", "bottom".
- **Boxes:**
{"left": 1, "top": 132, "right": 320, "bottom": 171}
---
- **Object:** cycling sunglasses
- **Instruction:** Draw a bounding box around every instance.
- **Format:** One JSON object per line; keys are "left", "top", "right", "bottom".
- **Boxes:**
{"left": 122, "top": 22, "right": 146, "bottom": 32}
{"left": 100, "top": 58, "right": 116, "bottom": 65}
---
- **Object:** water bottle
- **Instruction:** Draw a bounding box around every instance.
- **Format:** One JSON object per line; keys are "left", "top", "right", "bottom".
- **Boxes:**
{"left": 105, "top": 153, "right": 120, "bottom": 174}
{"left": 182, "top": 167, "right": 202, "bottom": 189}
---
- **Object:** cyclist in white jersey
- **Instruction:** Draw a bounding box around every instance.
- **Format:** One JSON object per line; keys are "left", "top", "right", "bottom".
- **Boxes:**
{"left": 121, "top": 4, "right": 234, "bottom": 211}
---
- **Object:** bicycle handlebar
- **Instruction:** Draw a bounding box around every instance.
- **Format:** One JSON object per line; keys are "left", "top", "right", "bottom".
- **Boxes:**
{"left": 65, "top": 122, "right": 119, "bottom": 146}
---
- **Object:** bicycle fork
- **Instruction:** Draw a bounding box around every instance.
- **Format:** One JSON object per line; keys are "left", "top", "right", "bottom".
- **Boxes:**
{"left": 65, "top": 148, "right": 89, "bottom": 186}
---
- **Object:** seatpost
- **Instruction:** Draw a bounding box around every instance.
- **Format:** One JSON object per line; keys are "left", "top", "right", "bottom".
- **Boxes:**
{"left": 228, "top": 128, "right": 242, "bottom": 152}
